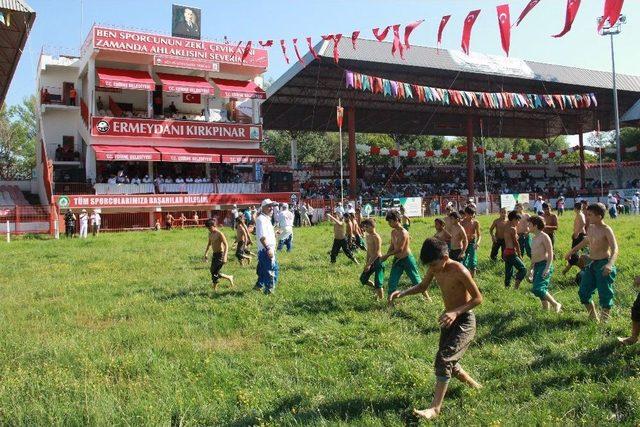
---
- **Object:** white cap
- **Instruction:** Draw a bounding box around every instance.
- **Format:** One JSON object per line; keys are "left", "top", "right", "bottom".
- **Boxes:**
{"left": 261, "top": 199, "right": 278, "bottom": 208}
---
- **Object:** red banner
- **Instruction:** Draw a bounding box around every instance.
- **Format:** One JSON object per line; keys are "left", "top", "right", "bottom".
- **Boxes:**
{"left": 93, "top": 26, "right": 268, "bottom": 69}
{"left": 154, "top": 55, "right": 219, "bottom": 72}
{"left": 91, "top": 117, "right": 262, "bottom": 142}
{"left": 54, "top": 193, "right": 296, "bottom": 209}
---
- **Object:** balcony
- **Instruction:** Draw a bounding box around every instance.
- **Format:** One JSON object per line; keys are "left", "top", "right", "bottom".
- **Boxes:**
{"left": 53, "top": 182, "right": 264, "bottom": 195}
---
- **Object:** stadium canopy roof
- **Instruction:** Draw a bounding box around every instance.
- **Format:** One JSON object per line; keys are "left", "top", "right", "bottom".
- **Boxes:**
{"left": 621, "top": 99, "right": 640, "bottom": 127}
{"left": 264, "top": 38, "right": 640, "bottom": 139}
{"left": 0, "top": 0, "right": 35, "bottom": 107}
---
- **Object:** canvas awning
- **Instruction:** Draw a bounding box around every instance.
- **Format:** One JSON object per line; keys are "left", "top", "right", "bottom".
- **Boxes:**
{"left": 92, "top": 145, "right": 161, "bottom": 161}
{"left": 96, "top": 68, "right": 156, "bottom": 91}
{"left": 212, "top": 79, "right": 266, "bottom": 99}
{"left": 156, "top": 72, "right": 215, "bottom": 95}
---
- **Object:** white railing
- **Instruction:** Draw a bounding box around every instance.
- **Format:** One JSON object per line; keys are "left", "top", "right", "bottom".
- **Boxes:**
{"left": 94, "top": 183, "right": 155, "bottom": 195}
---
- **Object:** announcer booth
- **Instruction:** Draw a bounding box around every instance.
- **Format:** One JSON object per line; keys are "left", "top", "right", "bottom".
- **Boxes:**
{"left": 39, "top": 19, "right": 295, "bottom": 230}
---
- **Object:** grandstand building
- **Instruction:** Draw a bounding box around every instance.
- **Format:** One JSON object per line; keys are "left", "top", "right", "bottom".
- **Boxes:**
{"left": 36, "top": 24, "right": 295, "bottom": 230}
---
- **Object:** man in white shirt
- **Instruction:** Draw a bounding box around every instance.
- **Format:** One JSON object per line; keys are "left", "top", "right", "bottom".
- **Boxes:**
{"left": 607, "top": 194, "right": 618, "bottom": 219}
{"left": 90, "top": 209, "right": 101, "bottom": 236}
{"left": 142, "top": 175, "right": 151, "bottom": 184}
{"left": 175, "top": 177, "right": 185, "bottom": 184}
{"left": 107, "top": 176, "right": 117, "bottom": 185}
{"left": 632, "top": 192, "right": 640, "bottom": 215}
{"left": 79, "top": 209, "right": 89, "bottom": 238}
{"left": 230, "top": 204, "right": 239, "bottom": 229}
{"left": 255, "top": 199, "right": 280, "bottom": 294}
{"left": 533, "top": 196, "right": 544, "bottom": 215}
{"left": 276, "top": 203, "right": 295, "bottom": 252}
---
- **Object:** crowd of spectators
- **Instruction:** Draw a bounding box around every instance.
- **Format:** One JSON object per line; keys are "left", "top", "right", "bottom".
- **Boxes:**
{"left": 297, "top": 163, "right": 632, "bottom": 200}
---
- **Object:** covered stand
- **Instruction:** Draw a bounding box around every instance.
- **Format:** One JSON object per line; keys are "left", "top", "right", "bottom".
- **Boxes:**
{"left": 263, "top": 38, "right": 640, "bottom": 197}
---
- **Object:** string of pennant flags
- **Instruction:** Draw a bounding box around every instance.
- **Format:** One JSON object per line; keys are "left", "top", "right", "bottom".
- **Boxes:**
{"left": 356, "top": 143, "right": 640, "bottom": 162}
{"left": 345, "top": 70, "right": 597, "bottom": 111}
{"left": 236, "top": 0, "right": 626, "bottom": 65}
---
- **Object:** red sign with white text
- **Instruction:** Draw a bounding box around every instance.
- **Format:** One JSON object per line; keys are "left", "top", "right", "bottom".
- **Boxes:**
{"left": 154, "top": 55, "right": 219, "bottom": 72}
{"left": 91, "top": 117, "right": 262, "bottom": 142}
{"left": 54, "top": 193, "right": 296, "bottom": 209}
{"left": 93, "top": 27, "right": 268, "bottom": 69}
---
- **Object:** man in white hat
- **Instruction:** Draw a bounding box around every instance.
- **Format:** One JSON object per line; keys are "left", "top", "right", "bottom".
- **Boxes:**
{"left": 632, "top": 192, "right": 639, "bottom": 215}
{"left": 79, "top": 209, "right": 89, "bottom": 238}
{"left": 276, "top": 203, "right": 295, "bottom": 252}
{"left": 255, "top": 199, "right": 280, "bottom": 294}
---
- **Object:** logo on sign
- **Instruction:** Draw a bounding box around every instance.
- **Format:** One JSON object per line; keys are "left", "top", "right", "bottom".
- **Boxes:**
{"left": 363, "top": 203, "right": 373, "bottom": 215}
{"left": 96, "top": 120, "right": 110, "bottom": 133}
{"left": 250, "top": 127, "right": 260, "bottom": 140}
{"left": 57, "top": 196, "right": 70, "bottom": 209}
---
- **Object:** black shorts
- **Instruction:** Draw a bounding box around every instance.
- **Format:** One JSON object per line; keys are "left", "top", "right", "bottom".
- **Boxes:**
{"left": 449, "top": 248, "right": 463, "bottom": 261}
{"left": 568, "top": 233, "right": 586, "bottom": 266}
{"left": 632, "top": 293, "right": 640, "bottom": 322}
{"left": 236, "top": 241, "right": 246, "bottom": 260}
{"left": 210, "top": 252, "right": 225, "bottom": 283}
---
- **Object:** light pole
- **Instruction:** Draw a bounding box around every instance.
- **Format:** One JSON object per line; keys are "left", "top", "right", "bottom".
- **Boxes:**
{"left": 598, "top": 14, "right": 626, "bottom": 189}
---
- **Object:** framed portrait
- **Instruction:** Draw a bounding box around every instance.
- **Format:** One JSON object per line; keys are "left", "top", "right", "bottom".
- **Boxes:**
{"left": 172, "top": 4, "right": 201, "bottom": 40}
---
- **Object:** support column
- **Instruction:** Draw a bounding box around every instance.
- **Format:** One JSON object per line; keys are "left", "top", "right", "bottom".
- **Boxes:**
{"left": 578, "top": 131, "right": 586, "bottom": 190}
{"left": 466, "top": 116, "right": 475, "bottom": 197}
{"left": 290, "top": 138, "right": 298, "bottom": 170}
{"left": 348, "top": 107, "right": 357, "bottom": 198}
{"left": 148, "top": 161, "right": 154, "bottom": 180}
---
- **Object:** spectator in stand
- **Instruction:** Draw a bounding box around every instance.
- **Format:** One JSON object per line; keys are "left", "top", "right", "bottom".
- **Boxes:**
{"left": 131, "top": 176, "right": 141, "bottom": 185}
{"left": 168, "top": 101, "right": 178, "bottom": 115}
{"left": 79, "top": 209, "right": 89, "bottom": 238}
{"left": 64, "top": 210, "right": 76, "bottom": 238}
{"left": 96, "top": 96, "right": 104, "bottom": 110}
{"left": 90, "top": 209, "right": 101, "bottom": 236}
{"left": 69, "top": 86, "right": 77, "bottom": 106}
{"left": 142, "top": 175, "right": 152, "bottom": 184}
{"left": 41, "top": 88, "right": 51, "bottom": 104}
{"left": 55, "top": 145, "right": 63, "bottom": 161}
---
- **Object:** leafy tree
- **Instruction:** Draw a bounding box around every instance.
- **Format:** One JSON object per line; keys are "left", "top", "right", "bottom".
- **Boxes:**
{"left": 0, "top": 95, "right": 38, "bottom": 180}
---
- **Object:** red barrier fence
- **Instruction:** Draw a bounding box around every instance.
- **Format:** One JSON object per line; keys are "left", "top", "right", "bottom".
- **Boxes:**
{"left": 0, "top": 205, "right": 54, "bottom": 235}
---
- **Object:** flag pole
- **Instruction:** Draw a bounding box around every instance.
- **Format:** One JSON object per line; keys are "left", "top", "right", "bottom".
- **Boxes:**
{"left": 337, "top": 99, "right": 345, "bottom": 206}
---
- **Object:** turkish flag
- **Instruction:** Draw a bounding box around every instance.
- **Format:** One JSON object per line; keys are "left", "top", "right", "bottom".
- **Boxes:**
{"left": 437, "top": 15, "right": 451, "bottom": 46}
{"left": 598, "top": 0, "right": 625, "bottom": 32}
{"left": 391, "top": 24, "right": 404, "bottom": 58}
{"left": 351, "top": 31, "right": 360, "bottom": 49}
{"left": 404, "top": 19, "right": 424, "bottom": 49}
{"left": 372, "top": 26, "right": 391, "bottom": 42}
{"left": 552, "top": 0, "right": 581, "bottom": 38}
{"left": 280, "top": 39, "right": 290, "bottom": 64}
{"left": 496, "top": 4, "right": 511, "bottom": 56}
{"left": 183, "top": 93, "right": 201, "bottom": 104}
{"left": 515, "top": 0, "right": 540, "bottom": 26}
{"left": 461, "top": 10, "right": 481, "bottom": 54}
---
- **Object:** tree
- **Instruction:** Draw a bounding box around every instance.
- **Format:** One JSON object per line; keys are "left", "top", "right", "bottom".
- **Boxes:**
{"left": 0, "top": 95, "right": 37, "bottom": 180}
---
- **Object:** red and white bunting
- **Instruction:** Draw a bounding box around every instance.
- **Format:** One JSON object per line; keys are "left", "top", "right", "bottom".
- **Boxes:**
{"left": 355, "top": 143, "right": 640, "bottom": 162}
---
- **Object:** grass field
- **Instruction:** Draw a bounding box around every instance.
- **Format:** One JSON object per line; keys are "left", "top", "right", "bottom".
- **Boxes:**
{"left": 1, "top": 213, "right": 639, "bottom": 425}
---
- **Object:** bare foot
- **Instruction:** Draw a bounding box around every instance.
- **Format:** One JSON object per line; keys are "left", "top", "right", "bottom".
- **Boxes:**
{"left": 554, "top": 303, "right": 562, "bottom": 313}
{"left": 600, "top": 311, "right": 610, "bottom": 323}
{"left": 542, "top": 301, "right": 550, "bottom": 311}
{"left": 422, "top": 291, "right": 432, "bottom": 303}
{"left": 413, "top": 408, "right": 439, "bottom": 420}
{"left": 617, "top": 336, "right": 638, "bottom": 345}
{"left": 229, "top": 276, "right": 235, "bottom": 287}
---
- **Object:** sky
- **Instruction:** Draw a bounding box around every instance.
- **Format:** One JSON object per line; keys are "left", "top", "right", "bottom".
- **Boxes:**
{"left": 7, "top": 0, "right": 640, "bottom": 140}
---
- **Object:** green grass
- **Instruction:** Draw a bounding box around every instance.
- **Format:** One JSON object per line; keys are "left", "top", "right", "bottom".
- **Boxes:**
{"left": 1, "top": 214, "right": 639, "bottom": 425}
